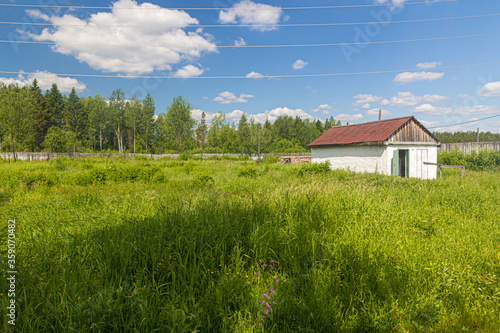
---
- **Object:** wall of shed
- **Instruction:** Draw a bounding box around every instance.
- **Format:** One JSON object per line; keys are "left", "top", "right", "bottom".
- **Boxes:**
{"left": 311, "top": 144, "right": 438, "bottom": 180}
{"left": 311, "top": 146, "right": 389, "bottom": 174}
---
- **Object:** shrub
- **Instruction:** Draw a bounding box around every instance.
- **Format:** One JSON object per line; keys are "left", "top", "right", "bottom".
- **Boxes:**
{"left": 297, "top": 161, "right": 331, "bottom": 176}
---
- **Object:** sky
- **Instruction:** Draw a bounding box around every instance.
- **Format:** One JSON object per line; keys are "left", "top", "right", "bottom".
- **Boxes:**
{"left": 1, "top": 0, "right": 500, "bottom": 132}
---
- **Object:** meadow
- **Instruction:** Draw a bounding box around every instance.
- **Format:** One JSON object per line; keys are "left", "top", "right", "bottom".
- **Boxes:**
{"left": 0, "top": 156, "right": 499, "bottom": 332}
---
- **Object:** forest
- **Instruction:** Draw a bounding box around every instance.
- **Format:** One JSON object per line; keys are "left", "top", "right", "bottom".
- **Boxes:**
{"left": 0, "top": 80, "right": 339, "bottom": 154}
{"left": 1, "top": 80, "right": 498, "bottom": 155}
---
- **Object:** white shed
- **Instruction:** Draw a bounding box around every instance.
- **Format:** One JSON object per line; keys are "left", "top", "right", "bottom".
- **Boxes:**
{"left": 309, "top": 116, "right": 439, "bottom": 180}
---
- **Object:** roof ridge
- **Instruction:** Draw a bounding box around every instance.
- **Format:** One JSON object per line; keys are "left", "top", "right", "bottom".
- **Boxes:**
{"left": 332, "top": 116, "right": 413, "bottom": 129}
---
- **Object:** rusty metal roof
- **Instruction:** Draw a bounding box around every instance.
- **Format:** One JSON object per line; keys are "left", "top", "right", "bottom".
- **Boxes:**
{"left": 309, "top": 116, "right": 414, "bottom": 147}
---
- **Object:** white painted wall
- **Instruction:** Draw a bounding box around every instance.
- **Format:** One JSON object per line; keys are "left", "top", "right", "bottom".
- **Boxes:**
{"left": 311, "top": 144, "right": 438, "bottom": 180}
{"left": 311, "top": 146, "right": 389, "bottom": 174}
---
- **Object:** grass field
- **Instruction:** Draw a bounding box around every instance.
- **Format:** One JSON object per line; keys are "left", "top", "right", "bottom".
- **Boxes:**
{"left": 1, "top": 156, "right": 499, "bottom": 332}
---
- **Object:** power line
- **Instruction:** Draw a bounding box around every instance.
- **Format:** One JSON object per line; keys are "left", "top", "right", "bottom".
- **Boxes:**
{"left": 428, "top": 114, "right": 500, "bottom": 129}
{"left": 0, "top": 0, "right": 461, "bottom": 11}
{"left": 2, "top": 13, "right": 497, "bottom": 28}
{"left": 1, "top": 61, "right": 499, "bottom": 80}
{"left": 2, "top": 32, "right": 499, "bottom": 49}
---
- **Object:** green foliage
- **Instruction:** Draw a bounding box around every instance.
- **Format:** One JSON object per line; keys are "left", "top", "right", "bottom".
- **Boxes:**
{"left": 438, "top": 149, "right": 500, "bottom": 170}
{"left": 297, "top": 161, "right": 331, "bottom": 176}
{"left": 42, "top": 127, "right": 80, "bottom": 153}
{"left": 1, "top": 159, "right": 499, "bottom": 332}
{"left": 237, "top": 166, "right": 257, "bottom": 177}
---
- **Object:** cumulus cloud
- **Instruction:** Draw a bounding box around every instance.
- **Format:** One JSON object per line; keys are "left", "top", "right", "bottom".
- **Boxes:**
{"left": 335, "top": 113, "right": 364, "bottom": 122}
{"left": 353, "top": 94, "right": 382, "bottom": 105}
{"left": 0, "top": 70, "right": 86, "bottom": 92}
{"left": 293, "top": 59, "right": 308, "bottom": 70}
{"left": 312, "top": 104, "right": 333, "bottom": 113}
{"left": 213, "top": 91, "right": 254, "bottom": 104}
{"left": 219, "top": 0, "right": 284, "bottom": 31}
{"left": 416, "top": 62, "right": 441, "bottom": 69}
{"left": 478, "top": 81, "right": 500, "bottom": 97}
{"left": 422, "top": 94, "right": 449, "bottom": 102}
{"left": 393, "top": 71, "right": 444, "bottom": 84}
{"left": 172, "top": 65, "right": 204, "bottom": 78}
{"left": 191, "top": 109, "right": 245, "bottom": 122}
{"left": 380, "top": 92, "right": 448, "bottom": 107}
{"left": 246, "top": 71, "right": 264, "bottom": 79}
{"left": 25, "top": 0, "right": 217, "bottom": 75}
{"left": 412, "top": 104, "right": 500, "bottom": 116}
{"left": 385, "top": 92, "right": 421, "bottom": 107}
{"left": 250, "top": 107, "right": 314, "bottom": 123}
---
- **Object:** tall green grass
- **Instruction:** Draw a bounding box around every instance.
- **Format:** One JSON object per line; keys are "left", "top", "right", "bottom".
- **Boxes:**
{"left": 1, "top": 158, "right": 499, "bottom": 332}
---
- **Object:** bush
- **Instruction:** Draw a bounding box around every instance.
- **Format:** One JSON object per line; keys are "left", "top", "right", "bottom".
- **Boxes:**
{"left": 297, "top": 161, "right": 331, "bottom": 176}
{"left": 438, "top": 150, "right": 500, "bottom": 171}
{"left": 237, "top": 166, "right": 257, "bottom": 177}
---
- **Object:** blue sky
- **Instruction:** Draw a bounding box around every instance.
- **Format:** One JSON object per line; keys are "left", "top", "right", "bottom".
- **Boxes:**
{"left": 1, "top": 0, "right": 500, "bottom": 132}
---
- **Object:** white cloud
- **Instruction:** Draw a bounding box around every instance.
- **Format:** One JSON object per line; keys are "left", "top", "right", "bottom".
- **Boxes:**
{"left": 457, "top": 94, "right": 469, "bottom": 99}
{"left": 353, "top": 94, "right": 382, "bottom": 105}
{"left": 312, "top": 104, "right": 333, "bottom": 112}
{"left": 393, "top": 71, "right": 444, "bottom": 84}
{"left": 422, "top": 94, "right": 448, "bottom": 102}
{"left": 293, "top": 59, "right": 308, "bottom": 70}
{"left": 413, "top": 104, "right": 500, "bottom": 116}
{"left": 172, "top": 65, "right": 204, "bottom": 78}
{"left": 386, "top": 92, "right": 421, "bottom": 107}
{"left": 0, "top": 70, "right": 86, "bottom": 92}
{"left": 191, "top": 109, "right": 215, "bottom": 122}
{"left": 246, "top": 71, "right": 264, "bottom": 79}
{"left": 25, "top": 0, "right": 217, "bottom": 75}
{"left": 191, "top": 109, "right": 244, "bottom": 122}
{"left": 234, "top": 37, "right": 247, "bottom": 46}
{"left": 366, "top": 108, "right": 392, "bottom": 117}
{"left": 335, "top": 113, "right": 364, "bottom": 122}
{"left": 251, "top": 107, "right": 314, "bottom": 123}
{"left": 213, "top": 91, "right": 254, "bottom": 104}
{"left": 416, "top": 62, "right": 441, "bottom": 70}
{"left": 361, "top": 103, "right": 371, "bottom": 110}
{"left": 227, "top": 110, "right": 245, "bottom": 120}
{"left": 478, "top": 81, "right": 500, "bottom": 97}
{"left": 219, "top": 0, "right": 284, "bottom": 31}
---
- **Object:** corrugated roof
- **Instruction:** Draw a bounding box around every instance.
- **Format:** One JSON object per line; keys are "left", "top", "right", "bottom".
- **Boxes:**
{"left": 309, "top": 116, "right": 413, "bottom": 147}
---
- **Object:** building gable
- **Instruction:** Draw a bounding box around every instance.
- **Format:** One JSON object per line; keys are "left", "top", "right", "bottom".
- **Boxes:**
{"left": 386, "top": 117, "right": 439, "bottom": 143}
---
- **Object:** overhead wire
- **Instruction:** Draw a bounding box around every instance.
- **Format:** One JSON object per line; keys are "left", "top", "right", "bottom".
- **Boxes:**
{"left": 2, "top": 32, "right": 499, "bottom": 49}
{"left": 0, "top": 0, "right": 461, "bottom": 11}
{"left": 1, "top": 13, "right": 498, "bottom": 28}
{"left": 427, "top": 114, "right": 500, "bottom": 129}
{"left": 1, "top": 61, "right": 500, "bottom": 80}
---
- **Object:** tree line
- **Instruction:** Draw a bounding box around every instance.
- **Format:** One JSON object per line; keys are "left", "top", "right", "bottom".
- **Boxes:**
{"left": 433, "top": 131, "right": 500, "bottom": 144}
{"left": 0, "top": 81, "right": 340, "bottom": 154}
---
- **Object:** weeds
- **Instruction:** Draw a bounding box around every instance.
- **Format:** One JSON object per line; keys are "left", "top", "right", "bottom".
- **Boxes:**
{"left": 0, "top": 158, "right": 499, "bottom": 332}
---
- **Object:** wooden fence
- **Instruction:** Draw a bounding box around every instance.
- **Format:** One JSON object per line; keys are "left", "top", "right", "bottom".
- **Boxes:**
{"left": 438, "top": 142, "right": 500, "bottom": 153}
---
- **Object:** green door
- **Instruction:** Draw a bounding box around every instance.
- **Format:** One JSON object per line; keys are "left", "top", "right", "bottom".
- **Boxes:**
{"left": 392, "top": 150, "right": 399, "bottom": 176}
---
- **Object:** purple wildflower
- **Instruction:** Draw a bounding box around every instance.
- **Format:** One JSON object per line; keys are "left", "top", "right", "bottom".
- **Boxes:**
{"left": 274, "top": 278, "right": 279, "bottom": 284}
{"left": 270, "top": 265, "right": 274, "bottom": 270}
{"left": 265, "top": 309, "right": 270, "bottom": 315}
{"left": 273, "top": 301, "right": 277, "bottom": 305}
{"left": 260, "top": 300, "right": 265, "bottom": 304}
{"left": 265, "top": 302, "right": 270, "bottom": 308}
{"left": 261, "top": 264, "right": 267, "bottom": 268}
{"left": 253, "top": 272, "right": 261, "bottom": 276}
{"left": 261, "top": 293, "right": 269, "bottom": 298}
